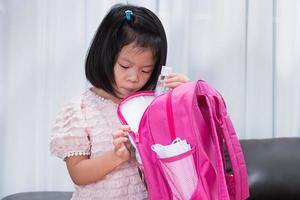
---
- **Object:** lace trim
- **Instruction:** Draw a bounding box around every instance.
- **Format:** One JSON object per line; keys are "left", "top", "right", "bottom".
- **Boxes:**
{"left": 88, "top": 89, "right": 109, "bottom": 102}
{"left": 64, "top": 151, "right": 90, "bottom": 158}
{"left": 86, "top": 89, "right": 118, "bottom": 106}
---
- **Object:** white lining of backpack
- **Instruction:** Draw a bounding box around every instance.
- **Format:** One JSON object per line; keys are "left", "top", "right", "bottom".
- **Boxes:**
{"left": 119, "top": 95, "right": 154, "bottom": 133}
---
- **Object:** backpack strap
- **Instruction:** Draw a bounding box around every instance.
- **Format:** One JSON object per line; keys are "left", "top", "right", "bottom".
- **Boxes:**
{"left": 202, "top": 95, "right": 230, "bottom": 199}
{"left": 197, "top": 81, "right": 249, "bottom": 199}
{"left": 209, "top": 94, "right": 249, "bottom": 200}
{"left": 220, "top": 99, "right": 249, "bottom": 199}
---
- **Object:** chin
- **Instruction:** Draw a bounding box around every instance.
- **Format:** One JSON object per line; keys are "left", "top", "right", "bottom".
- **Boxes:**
{"left": 116, "top": 91, "right": 131, "bottom": 99}
{"left": 120, "top": 89, "right": 137, "bottom": 97}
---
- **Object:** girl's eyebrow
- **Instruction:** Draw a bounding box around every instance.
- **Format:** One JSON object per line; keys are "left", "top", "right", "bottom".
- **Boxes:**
{"left": 119, "top": 57, "right": 133, "bottom": 64}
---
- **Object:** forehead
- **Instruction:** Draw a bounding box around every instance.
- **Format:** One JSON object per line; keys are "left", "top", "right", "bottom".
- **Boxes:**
{"left": 117, "top": 43, "right": 155, "bottom": 65}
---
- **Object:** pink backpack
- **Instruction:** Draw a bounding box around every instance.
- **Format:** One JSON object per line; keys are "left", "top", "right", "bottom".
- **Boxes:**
{"left": 117, "top": 80, "right": 249, "bottom": 200}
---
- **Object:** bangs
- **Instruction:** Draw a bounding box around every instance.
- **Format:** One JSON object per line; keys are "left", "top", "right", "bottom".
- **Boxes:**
{"left": 117, "top": 25, "right": 162, "bottom": 60}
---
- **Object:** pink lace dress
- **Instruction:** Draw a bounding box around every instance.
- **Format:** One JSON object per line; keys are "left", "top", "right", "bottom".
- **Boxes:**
{"left": 49, "top": 89, "right": 148, "bottom": 200}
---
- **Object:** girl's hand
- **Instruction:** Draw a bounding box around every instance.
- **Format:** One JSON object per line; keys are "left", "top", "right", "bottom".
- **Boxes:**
{"left": 164, "top": 73, "right": 190, "bottom": 89}
{"left": 112, "top": 125, "right": 132, "bottom": 163}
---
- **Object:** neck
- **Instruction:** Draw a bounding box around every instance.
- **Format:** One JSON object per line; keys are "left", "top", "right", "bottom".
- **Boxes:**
{"left": 91, "top": 87, "right": 122, "bottom": 104}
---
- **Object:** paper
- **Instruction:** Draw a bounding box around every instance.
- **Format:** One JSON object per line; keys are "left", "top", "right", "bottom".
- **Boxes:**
{"left": 151, "top": 138, "right": 191, "bottom": 158}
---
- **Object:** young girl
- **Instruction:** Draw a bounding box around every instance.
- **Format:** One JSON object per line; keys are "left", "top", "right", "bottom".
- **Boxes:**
{"left": 50, "top": 4, "right": 189, "bottom": 200}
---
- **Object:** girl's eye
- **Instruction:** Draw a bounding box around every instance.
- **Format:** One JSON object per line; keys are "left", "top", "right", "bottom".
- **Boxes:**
{"left": 119, "top": 64, "right": 129, "bottom": 69}
{"left": 142, "top": 70, "right": 152, "bottom": 74}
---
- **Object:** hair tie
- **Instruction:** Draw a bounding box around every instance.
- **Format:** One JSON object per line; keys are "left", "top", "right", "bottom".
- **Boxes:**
{"left": 125, "top": 10, "right": 133, "bottom": 21}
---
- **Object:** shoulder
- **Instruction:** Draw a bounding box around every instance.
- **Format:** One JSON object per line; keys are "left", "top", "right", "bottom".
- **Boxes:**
{"left": 58, "top": 89, "right": 94, "bottom": 114}
{"left": 57, "top": 91, "right": 89, "bottom": 116}
{"left": 50, "top": 92, "right": 91, "bottom": 160}
{"left": 52, "top": 92, "right": 88, "bottom": 132}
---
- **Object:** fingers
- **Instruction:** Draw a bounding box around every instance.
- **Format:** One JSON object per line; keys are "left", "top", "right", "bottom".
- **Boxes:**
{"left": 112, "top": 125, "right": 132, "bottom": 150}
{"left": 164, "top": 81, "right": 185, "bottom": 89}
{"left": 112, "top": 125, "right": 131, "bottom": 139}
{"left": 164, "top": 74, "right": 190, "bottom": 84}
{"left": 119, "top": 125, "right": 131, "bottom": 132}
{"left": 112, "top": 136, "right": 129, "bottom": 149}
{"left": 164, "top": 74, "right": 190, "bottom": 89}
{"left": 124, "top": 140, "right": 132, "bottom": 151}
{"left": 112, "top": 129, "right": 127, "bottom": 139}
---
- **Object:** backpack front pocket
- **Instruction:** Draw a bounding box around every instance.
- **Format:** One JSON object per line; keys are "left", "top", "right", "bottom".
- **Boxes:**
{"left": 159, "top": 147, "right": 198, "bottom": 200}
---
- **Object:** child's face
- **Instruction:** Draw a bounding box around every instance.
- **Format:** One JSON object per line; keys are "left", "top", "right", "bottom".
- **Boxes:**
{"left": 113, "top": 43, "right": 155, "bottom": 98}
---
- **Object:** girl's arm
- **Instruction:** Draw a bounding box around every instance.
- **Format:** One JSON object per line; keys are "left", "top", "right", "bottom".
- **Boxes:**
{"left": 66, "top": 125, "right": 132, "bottom": 185}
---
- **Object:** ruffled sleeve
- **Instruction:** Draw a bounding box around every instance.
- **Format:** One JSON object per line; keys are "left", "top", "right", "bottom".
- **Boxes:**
{"left": 49, "top": 97, "right": 91, "bottom": 160}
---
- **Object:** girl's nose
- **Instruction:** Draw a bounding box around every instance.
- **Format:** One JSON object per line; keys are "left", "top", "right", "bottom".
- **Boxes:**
{"left": 127, "top": 71, "right": 139, "bottom": 83}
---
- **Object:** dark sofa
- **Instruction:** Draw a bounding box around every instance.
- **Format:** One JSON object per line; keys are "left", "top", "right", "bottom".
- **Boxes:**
{"left": 2, "top": 137, "right": 300, "bottom": 200}
{"left": 239, "top": 137, "right": 300, "bottom": 200}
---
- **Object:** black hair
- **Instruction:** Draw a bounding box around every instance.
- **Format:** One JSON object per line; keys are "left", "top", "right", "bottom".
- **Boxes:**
{"left": 85, "top": 4, "right": 167, "bottom": 96}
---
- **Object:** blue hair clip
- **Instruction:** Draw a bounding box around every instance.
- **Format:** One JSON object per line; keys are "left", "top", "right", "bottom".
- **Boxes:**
{"left": 125, "top": 10, "right": 133, "bottom": 21}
